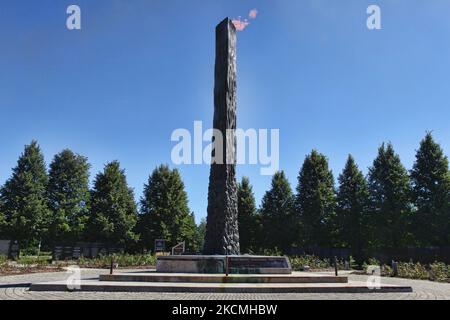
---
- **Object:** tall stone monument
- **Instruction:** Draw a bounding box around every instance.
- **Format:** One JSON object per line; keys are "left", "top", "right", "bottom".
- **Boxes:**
{"left": 203, "top": 18, "right": 240, "bottom": 255}
{"left": 156, "top": 18, "right": 290, "bottom": 274}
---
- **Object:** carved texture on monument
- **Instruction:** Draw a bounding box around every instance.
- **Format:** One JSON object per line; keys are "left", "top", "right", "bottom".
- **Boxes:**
{"left": 203, "top": 18, "right": 240, "bottom": 255}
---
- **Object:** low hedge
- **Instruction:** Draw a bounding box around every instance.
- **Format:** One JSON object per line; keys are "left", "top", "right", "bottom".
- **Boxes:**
{"left": 0, "top": 255, "right": 7, "bottom": 268}
{"left": 289, "top": 255, "right": 356, "bottom": 271}
{"left": 16, "top": 255, "right": 52, "bottom": 266}
{"left": 290, "top": 255, "right": 450, "bottom": 282}
{"left": 290, "top": 255, "right": 332, "bottom": 270}
{"left": 78, "top": 254, "right": 157, "bottom": 268}
{"left": 362, "top": 258, "right": 450, "bottom": 282}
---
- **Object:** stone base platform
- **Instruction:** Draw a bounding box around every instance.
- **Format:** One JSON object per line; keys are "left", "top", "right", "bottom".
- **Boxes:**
{"left": 99, "top": 272, "right": 348, "bottom": 284}
{"left": 29, "top": 271, "right": 413, "bottom": 293}
{"left": 156, "top": 255, "right": 291, "bottom": 274}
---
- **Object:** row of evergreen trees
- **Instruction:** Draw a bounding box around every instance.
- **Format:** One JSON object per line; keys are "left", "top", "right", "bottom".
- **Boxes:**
{"left": 1, "top": 133, "right": 449, "bottom": 255}
{"left": 0, "top": 141, "right": 200, "bottom": 251}
{"left": 237, "top": 133, "right": 450, "bottom": 256}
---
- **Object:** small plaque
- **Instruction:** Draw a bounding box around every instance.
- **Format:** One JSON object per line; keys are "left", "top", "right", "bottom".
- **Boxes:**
{"left": 155, "top": 239, "right": 166, "bottom": 253}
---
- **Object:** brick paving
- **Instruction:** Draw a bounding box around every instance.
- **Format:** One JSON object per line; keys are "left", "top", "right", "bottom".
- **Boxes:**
{"left": 1, "top": 269, "right": 450, "bottom": 300}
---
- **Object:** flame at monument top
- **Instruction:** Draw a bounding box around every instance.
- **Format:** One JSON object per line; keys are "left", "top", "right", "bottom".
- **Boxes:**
{"left": 232, "top": 8, "right": 258, "bottom": 31}
{"left": 249, "top": 9, "right": 258, "bottom": 19}
{"left": 232, "top": 17, "right": 249, "bottom": 31}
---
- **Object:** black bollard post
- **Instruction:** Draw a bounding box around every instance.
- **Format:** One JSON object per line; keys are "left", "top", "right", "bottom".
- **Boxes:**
{"left": 334, "top": 256, "right": 338, "bottom": 276}
{"left": 225, "top": 256, "right": 229, "bottom": 277}
{"left": 110, "top": 256, "right": 114, "bottom": 275}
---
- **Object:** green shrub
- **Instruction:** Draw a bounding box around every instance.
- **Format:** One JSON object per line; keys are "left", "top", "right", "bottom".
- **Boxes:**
{"left": 429, "top": 262, "right": 450, "bottom": 282}
{"left": 16, "top": 255, "right": 51, "bottom": 266}
{"left": 290, "top": 255, "right": 332, "bottom": 271}
{"left": 361, "top": 258, "right": 450, "bottom": 282}
{"left": 349, "top": 256, "right": 358, "bottom": 269}
{"left": 78, "top": 254, "right": 157, "bottom": 268}
{"left": 381, "top": 264, "right": 393, "bottom": 277}
{"left": 0, "top": 255, "right": 7, "bottom": 266}
{"left": 397, "top": 261, "right": 429, "bottom": 280}
{"left": 259, "top": 248, "right": 283, "bottom": 256}
{"left": 114, "top": 254, "right": 157, "bottom": 267}
{"left": 363, "top": 258, "right": 380, "bottom": 267}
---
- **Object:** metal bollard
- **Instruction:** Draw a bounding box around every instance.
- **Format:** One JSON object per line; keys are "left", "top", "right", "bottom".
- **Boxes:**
{"left": 225, "top": 256, "right": 229, "bottom": 277}
{"left": 334, "top": 256, "right": 338, "bottom": 276}
{"left": 110, "top": 256, "right": 114, "bottom": 275}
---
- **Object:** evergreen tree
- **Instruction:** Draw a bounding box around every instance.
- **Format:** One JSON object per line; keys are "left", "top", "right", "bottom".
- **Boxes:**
{"left": 238, "top": 177, "right": 260, "bottom": 253}
{"left": 0, "top": 200, "right": 6, "bottom": 239}
{"left": 178, "top": 212, "right": 200, "bottom": 252}
{"left": 88, "top": 161, "right": 138, "bottom": 246}
{"left": 196, "top": 218, "right": 207, "bottom": 252}
{"left": 47, "top": 149, "right": 90, "bottom": 245}
{"left": 0, "top": 140, "right": 50, "bottom": 248}
{"left": 410, "top": 133, "right": 450, "bottom": 246}
{"left": 336, "top": 155, "right": 370, "bottom": 257}
{"left": 138, "top": 165, "right": 197, "bottom": 251}
{"left": 260, "top": 171, "right": 295, "bottom": 253}
{"left": 296, "top": 150, "right": 336, "bottom": 247}
{"left": 368, "top": 143, "right": 412, "bottom": 248}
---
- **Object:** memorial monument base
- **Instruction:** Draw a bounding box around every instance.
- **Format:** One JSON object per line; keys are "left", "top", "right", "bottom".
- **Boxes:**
{"left": 156, "top": 255, "right": 292, "bottom": 274}
{"left": 29, "top": 270, "right": 414, "bottom": 293}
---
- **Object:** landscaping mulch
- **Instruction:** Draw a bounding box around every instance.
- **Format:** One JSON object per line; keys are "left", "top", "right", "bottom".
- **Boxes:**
{"left": 0, "top": 266, "right": 65, "bottom": 277}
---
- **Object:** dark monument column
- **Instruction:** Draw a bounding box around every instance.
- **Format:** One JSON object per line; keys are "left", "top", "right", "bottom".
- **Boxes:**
{"left": 203, "top": 18, "right": 240, "bottom": 255}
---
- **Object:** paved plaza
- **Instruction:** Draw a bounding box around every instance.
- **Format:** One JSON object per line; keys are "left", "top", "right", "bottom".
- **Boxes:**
{"left": 1, "top": 269, "right": 450, "bottom": 300}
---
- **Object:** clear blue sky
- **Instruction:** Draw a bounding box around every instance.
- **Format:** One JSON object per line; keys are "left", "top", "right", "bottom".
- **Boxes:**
{"left": 1, "top": 0, "right": 450, "bottom": 224}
